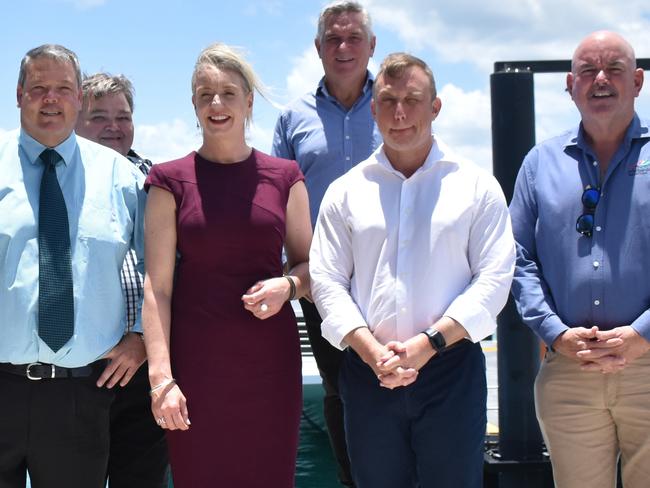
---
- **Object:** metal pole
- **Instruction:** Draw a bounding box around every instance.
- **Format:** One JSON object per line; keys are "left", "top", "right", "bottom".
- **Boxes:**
{"left": 488, "top": 69, "right": 551, "bottom": 487}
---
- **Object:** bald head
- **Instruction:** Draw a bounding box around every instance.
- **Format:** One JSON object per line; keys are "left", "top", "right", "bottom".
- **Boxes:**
{"left": 567, "top": 30, "right": 643, "bottom": 139}
{"left": 572, "top": 31, "right": 636, "bottom": 73}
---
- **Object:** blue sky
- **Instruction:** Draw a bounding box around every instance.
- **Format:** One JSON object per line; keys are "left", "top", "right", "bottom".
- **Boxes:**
{"left": 2, "top": 0, "right": 650, "bottom": 171}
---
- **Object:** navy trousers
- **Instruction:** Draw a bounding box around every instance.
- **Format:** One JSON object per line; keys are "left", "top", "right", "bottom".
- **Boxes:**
{"left": 339, "top": 340, "right": 487, "bottom": 488}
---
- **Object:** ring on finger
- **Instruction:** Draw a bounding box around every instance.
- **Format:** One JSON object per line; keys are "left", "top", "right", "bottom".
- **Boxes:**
{"left": 260, "top": 303, "right": 269, "bottom": 313}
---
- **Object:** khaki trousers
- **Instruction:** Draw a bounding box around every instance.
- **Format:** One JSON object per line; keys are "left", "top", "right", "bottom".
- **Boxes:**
{"left": 535, "top": 350, "right": 650, "bottom": 488}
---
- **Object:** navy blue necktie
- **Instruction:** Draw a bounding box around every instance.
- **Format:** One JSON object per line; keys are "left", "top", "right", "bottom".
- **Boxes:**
{"left": 38, "top": 148, "right": 74, "bottom": 352}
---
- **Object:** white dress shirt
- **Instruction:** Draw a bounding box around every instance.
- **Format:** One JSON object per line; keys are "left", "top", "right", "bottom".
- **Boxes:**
{"left": 310, "top": 137, "right": 515, "bottom": 350}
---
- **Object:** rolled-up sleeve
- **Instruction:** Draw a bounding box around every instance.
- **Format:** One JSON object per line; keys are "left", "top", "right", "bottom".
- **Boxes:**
{"left": 444, "top": 175, "right": 515, "bottom": 342}
{"left": 310, "top": 182, "right": 368, "bottom": 350}
{"left": 509, "top": 152, "right": 569, "bottom": 346}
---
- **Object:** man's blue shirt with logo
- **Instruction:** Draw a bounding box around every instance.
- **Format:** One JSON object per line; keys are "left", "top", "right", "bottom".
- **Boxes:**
{"left": 510, "top": 114, "right": 650, "bottom": 345}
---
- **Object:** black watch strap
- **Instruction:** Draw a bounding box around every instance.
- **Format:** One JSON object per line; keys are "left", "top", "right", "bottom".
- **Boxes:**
{"left": 423, "top": 327, "right": 446, "bottom": 354}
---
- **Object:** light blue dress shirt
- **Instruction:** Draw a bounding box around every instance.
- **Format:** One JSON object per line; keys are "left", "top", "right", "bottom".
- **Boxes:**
{"left": 272, "top": 72, "right": 382, "bottom": 226}
{"left": 510, "top": 114, "right": 650, "bottom": 346}
{"left": 0, "top": 129, "right": 146, "bottom": 367}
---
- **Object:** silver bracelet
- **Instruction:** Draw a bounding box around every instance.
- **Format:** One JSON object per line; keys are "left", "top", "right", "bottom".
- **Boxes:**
{"left": 149, "top": 378, "right": 176, "bottom": 396}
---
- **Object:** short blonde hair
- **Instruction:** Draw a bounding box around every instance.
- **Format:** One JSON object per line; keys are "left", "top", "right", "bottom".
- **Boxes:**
{"left": 373, "top": 52, "right": 437, "bottom": 100}
{"left": 191, "top": 43, "right": 267, "bottom": 127}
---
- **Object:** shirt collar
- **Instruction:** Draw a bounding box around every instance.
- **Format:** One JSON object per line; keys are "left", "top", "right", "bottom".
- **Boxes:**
{"left": 375, "top": 134, "right": 445, "bottom": 178}
{"left": 563, "top": 113, "right": 650, "bottom": 150}
{"left": 19, "top": 129, "right": 78, "bottom": 167}
{"left": 316, "top": 71, "right": 374, "bottom": 100}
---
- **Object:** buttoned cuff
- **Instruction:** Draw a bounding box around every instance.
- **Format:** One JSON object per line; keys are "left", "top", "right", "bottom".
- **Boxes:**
{"left": 538, "top": 315, "right": 569, "bottom": 348}
{"left": 631, "top": 309, "right": 650, "bottom": 342}
{"left": 131, "top": 317, "right": 143, "bottom": 334}
{"left": 320, "top": 313, "right": 368, "bottom": 351}
{"left": 444, "top": 301, "right": 497, "bottom": 343}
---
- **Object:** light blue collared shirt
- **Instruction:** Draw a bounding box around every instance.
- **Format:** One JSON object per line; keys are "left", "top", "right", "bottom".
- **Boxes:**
{"left": 272, "top": 72, "right": 382, "bottom": 226}
{"left": 510, "top": 114, "right": 650, "bottom": 346}
{"left": 0, "top": 129, "right": 146, "bottom": 367}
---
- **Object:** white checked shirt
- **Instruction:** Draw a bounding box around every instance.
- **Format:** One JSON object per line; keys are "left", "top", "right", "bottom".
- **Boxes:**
{"left": 122, "top": 151, "right": 151, "bottom": 330}
{"left": 310, "top": 137, "right": 515, "bottom": 349}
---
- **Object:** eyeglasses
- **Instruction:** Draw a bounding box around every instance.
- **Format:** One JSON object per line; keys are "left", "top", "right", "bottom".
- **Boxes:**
{"left": 576, "top": 186, "right": 600, "bottom": 237}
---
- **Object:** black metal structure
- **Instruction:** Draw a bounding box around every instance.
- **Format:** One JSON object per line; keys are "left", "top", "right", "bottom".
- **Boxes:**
{"left": 487, "top": 65, "right": 551, "bottom": 488}
{"left": 486, "top": 58, "right": 650, "bottom": 488}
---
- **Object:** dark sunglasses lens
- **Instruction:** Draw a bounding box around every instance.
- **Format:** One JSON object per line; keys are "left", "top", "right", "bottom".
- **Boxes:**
{"left": 576, "top": 214, "right": 594, "bottom": 236}
{"left": 582, "top": 188, "right": 600, "bottom": 209}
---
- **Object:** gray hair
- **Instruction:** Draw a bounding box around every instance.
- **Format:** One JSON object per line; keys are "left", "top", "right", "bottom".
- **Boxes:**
{"left": 191, "top": 43, "right": 267, "bottom": 128}
{"left": 18, "top": 44, "right": 82, "bottom": 88}
{"left": 316, "top": 1, "right": 373, "bottom": 43}
{"left": 374, "top": 52, "right": 437, "bottom": 100}
{"left": 81, "top": 73, "right": 135, "bottom": 112}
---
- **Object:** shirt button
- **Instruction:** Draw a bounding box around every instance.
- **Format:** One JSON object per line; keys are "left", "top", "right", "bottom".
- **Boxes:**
{"left": 345, "top": 156, "right": 351, "bottom": 161}
{"left": 592, "top": 161, "right": 598, "bottom": 166}
{"left": 401, "top": 307, "right": 407, "bottom": 313}
{"left": 594, "top": 300, "right": 600, "bottom": 306}
{"left": 345, "top": 135, "right": 350, "bottom": 140}
{"left": 593, "top": 261, "right": 600, "bottom": 268}
{"left": 345, "top": 116, "right": 350, "bottom": 121}
{"left": 595, "top": 226, "right": 602, "bottom": 232}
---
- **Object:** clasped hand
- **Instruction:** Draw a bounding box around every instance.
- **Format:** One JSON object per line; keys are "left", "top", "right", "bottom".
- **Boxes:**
{"left": 373, "top": 335, "right": 435, "bottom": 389}
{"left": 553, "top": 325, "right": 650, "bottom": 373}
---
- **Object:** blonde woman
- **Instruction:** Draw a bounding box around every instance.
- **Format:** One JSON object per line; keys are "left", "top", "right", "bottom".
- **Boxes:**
{"left": 142, "top": 43, "right": 311, "bottom": 487}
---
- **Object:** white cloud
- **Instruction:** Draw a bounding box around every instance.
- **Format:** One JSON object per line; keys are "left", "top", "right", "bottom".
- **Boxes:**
{"left": 434, "top": 73, "right": 650, "bottom": 174}
{"left": 284, "top": 47, "right": 323, "bottom": 101}
{"left": 282, "top": 46, "right": 380, "bottom": 103}
{"left": 434, "top": 83, "right": 493, "bottom": 171}
{"left": 133, "top": 118, "right": 275, "bottom": 163}
{"left": 134, "top": 119, "right": 201, "bottom": 163}
{"left": 247, "top": 121, "right": 275, "bottom": 154}
{"left": 432, "top": 77, "right": 585, "bottom": 173}
{"left": 365, "top": 0, "right": 650, "bottom": 72}
{"left": 534, "top": 74, "right": 580, "bottom": 143}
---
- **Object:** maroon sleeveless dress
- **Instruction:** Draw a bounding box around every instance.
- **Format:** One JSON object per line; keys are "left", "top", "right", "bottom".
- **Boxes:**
{"left": 145, "top": 149, "right": 303, "bottom": 487}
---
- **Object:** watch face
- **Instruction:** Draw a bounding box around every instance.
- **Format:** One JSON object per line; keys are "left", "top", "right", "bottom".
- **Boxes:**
{"left": 427, "top": 329, "right": 446, "bottom": 352}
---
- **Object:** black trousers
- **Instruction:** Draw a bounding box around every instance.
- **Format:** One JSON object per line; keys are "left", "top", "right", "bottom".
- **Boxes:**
{"left": 300, "top": 299, "right": 354, "bottom": 487}
{"left": 0, "top": 366, "right": 114, "bottom": 488}
{"left": 107, "top": 362, "right": 169, "bottom": 488}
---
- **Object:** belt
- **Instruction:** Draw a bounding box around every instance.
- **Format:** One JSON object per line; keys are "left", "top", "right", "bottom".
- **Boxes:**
{"left": 0, "top": 359, "right": 109, "bottom": 380}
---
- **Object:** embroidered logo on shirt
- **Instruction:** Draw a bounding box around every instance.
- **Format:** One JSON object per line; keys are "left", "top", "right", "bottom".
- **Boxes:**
{"left": 628, "top": 159, "right": 650, "bottom": 175}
